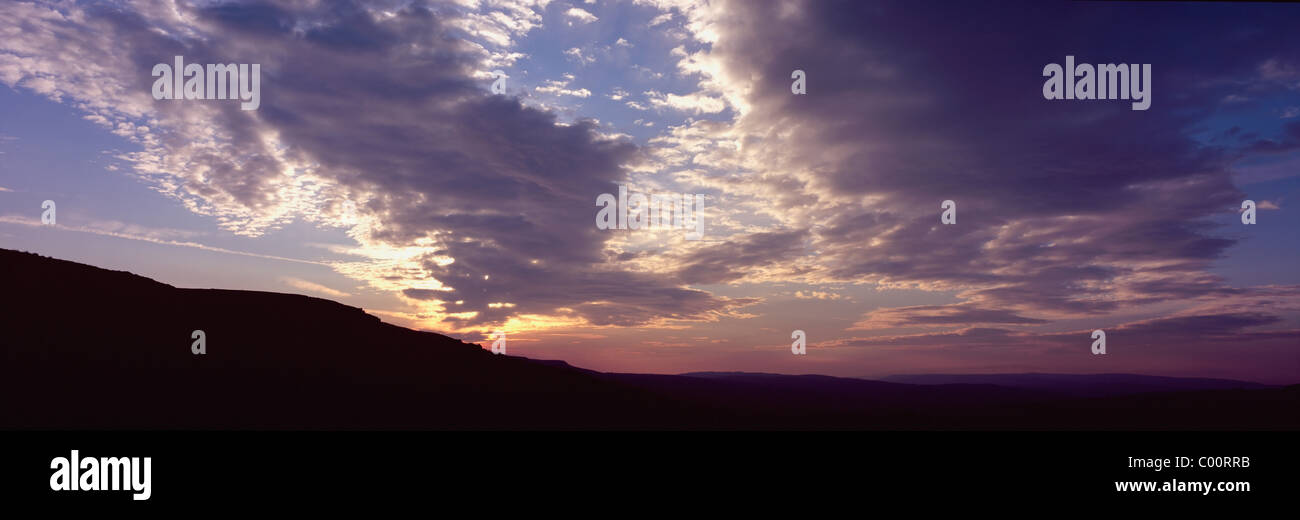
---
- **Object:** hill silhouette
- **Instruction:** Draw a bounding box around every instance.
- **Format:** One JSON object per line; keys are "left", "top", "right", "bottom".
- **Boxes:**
{"left": 2, "top": 248, "right": 1296, "bottom": 429}
{"left": 881, "top": 373, "right": 1273, "bottom": 398}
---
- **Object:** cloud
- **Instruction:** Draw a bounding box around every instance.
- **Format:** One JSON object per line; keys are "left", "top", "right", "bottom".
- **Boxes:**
{"left": 3, "top": 0, "right": 1297, "bottom": 374}
{"left": 830, "top": 309, "right": 1299, "bottom": 353}
{"left": 535, "top": 75, "right": 592, "bottom": 98}
{"left": 281, "top": 277, "right": 351, "bottom": 298}
{"left": 0, "top": 215, "right": 320, "bottom": 265}
{"left": 636, "top": 0, "right": 1300, "bottom": 328}
{"left": 852, "top": 305, "right": 1049, "bottom": 330}
{"left": 0, "top": 0, "right": 750, "bottom": 333}
{"left": 564, "top": 7, "right": 598, "bottom": 24}
{"left": 452, "top": 0, "right": 549, "bottom": 48}
{"left": 564, "top": 46, "right": 595, "bottom": 64}
{"left": 1242, "top": 121, "right": 1300, "bottom": 154}
{"left": 1257, "top": 58, "right": 1300, "bottom": 87}
{"left": 793, "top": 290, "right": 842, "bottom": 300}
{"left": 645, "top": 89, "right": 727, "bottom": 114}
{"left": 673, "top": 229, "right": 808, "bottom": 285}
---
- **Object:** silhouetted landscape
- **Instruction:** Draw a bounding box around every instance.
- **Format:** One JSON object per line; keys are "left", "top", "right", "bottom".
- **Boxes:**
{"left": 2, "top": 248, "right": 1296, "bottom": 430}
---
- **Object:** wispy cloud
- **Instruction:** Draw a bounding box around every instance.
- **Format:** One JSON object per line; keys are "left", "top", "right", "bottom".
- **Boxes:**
{"left": 0, "top": 215, "right": 322, "bottom": 265}
{"left": 280, "top": 277, "right": 352, "bottom": 298}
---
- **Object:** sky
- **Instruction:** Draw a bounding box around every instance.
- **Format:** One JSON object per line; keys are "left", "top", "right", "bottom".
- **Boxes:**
{"left": 1, "top": 0, "right": 1298, "bottom": 383}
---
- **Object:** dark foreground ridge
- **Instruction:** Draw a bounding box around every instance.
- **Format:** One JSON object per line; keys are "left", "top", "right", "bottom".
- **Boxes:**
{"left": 2, "top": 248, "right": 1296, "bottom": 429}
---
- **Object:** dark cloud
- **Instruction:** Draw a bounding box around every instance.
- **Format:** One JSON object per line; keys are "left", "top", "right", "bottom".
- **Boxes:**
{"left": 834, "top": 312, "right": 1296, "bottom": 352}
{"left": 856, "top": 305, "right": 1049, "bottom": 329}
{"left": 1110, "top": 312, "right": 1282, "bottom": 338}
{"left": 1243, "top": 121, "right": 1300, "bottom": 154}
{"left": 695, "top": 0, "right": 1300, "bottom": 320}
{"left": 5, "top": 0, "right": 1296, "bottom": 345}
{"left": 10, "top": 0, "right": 752, "bottom": 328}
{"left": 402, "top": 289, "right": 441, "bottom": 300}
{"left": 674, "top": 229, "right": 808, "bottom": 285}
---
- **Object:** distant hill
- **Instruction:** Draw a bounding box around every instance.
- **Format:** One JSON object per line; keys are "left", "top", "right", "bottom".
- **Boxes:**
{"left": 881, "top": 373, "right": 1273, "bottom": 398}
{"left": 2, "top": 248, "right": 1296, "bottom": 430}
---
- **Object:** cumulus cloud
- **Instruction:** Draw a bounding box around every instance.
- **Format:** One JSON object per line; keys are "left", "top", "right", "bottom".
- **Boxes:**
{"left": 564, "top": 7, "right": 598, "bottom": 24}
{"left": 644, "top": 89, "right": 727, "bottom": 114}
{"left": 535, "top": 75, "right": 592, "bottom": 98}
{"left": 563, "top": 46, "right": 595, "bottom": 64}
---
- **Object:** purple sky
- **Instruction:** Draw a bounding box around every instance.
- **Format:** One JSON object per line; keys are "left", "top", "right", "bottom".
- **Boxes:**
{"left": 1, "top": 0, "right": 1298, "bottom": 383}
